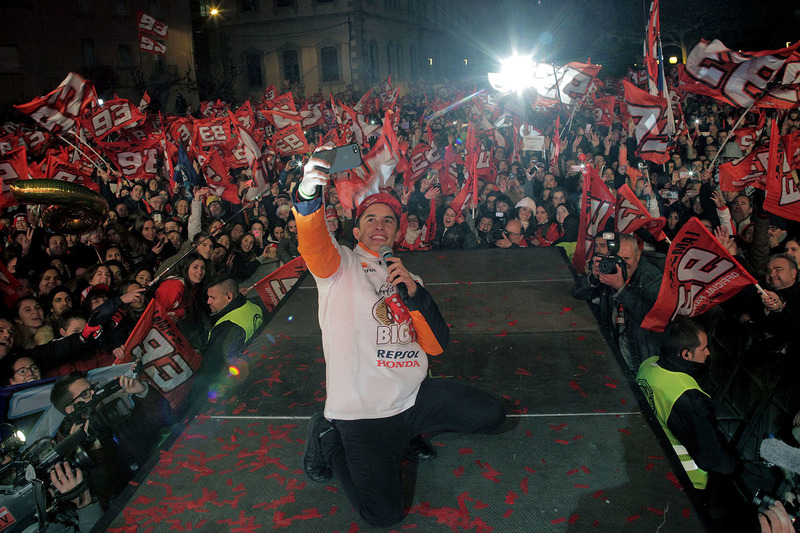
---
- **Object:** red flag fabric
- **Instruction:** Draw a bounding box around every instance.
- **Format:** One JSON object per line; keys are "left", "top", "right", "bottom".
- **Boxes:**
{"left": 83, "top": 98, "right": 145, "bottom": 140}
{"left": 521, "top": 62, "right": 601, "bottom": 107}
{"left": 592, "top": 96, "right": 616, "bottom": 127}
{"left": 439, "top": 145, "right": 460, "bottom": 196}
{"left": 767, "top": 118, "right": 781, "bottom": 186}
{"left": 765, "top": 171, "right": 800, "bottom": 222}
{"left": 138, "top": 33, "right": 166, "bottom": 56}
{"left": 573, "top": 167, "right": 615, "bottom": 274}
{"left": 253, "top": 256, "right": 307, "bottom": 312}
{"left": 198, "top": 149, "right": 240, "bottom": 204}
{"left": 622, "top": 80, "right": 672, "bottom": 164}
{"left": 733, "top": 126, "right": 760, "bottom": 153}
{"left": 407, "top": 142, "right": 440, "bottom": 184}
{"left": 0, "top": 146, "right": 28, "bottom": 208}
{"left": 615, "top": 184, "right": 666, "bottom": 239}
{"left": 98, "top": 138, "right": 161, "bottom": 180}
{"left": 644, "top": 0, "right": 660, "bottom": 95}
{"left": 167, "top": 116, "right": 194, "bottom": 145}
{"left": 137, "top": 12, "right": 168, "bottom": 39}
{"left": 642, "top": 218, "right": 757, "bottom": 331}
{"left": 116, "top": 300, "right": 202, "bottom": 412}
{"left": 43, "top": 155, "right": 98, "bottom": 191}
{"left": 719, "top": 147, "right": 769, "bottom": 191}
{"left": 679, "top": 40, "right": 800, "bottom": 109}
{"left": 272, "top": 123, "right": 310, "bottom": 156}
{"left": 192, "top": 116, "right": 235, "bottom": 150}
{"left": 237, "top": 125, "right": 270, "bottom": 195}
{"left": 449, "top": 177, "right": 473, "bottom": 218}
{"left": 424, "top": 194, "right": 437, "bottom": 245}
{"left": 14, "top": 72, "right": 96, "bottom": 133}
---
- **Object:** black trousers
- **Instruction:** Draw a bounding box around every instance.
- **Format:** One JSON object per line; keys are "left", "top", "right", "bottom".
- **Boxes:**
{"left": 326, "top": 377, "right": 506, "bottom": 527}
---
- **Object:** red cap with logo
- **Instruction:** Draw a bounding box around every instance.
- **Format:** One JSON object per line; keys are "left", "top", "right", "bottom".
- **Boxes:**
{"left": 355, "top": 193, "right": 402, "bottom": 223}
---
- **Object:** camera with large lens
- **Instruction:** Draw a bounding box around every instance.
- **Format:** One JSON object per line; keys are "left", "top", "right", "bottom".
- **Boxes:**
{"left": 597, "top": 231, "right": 627, "bottom": 278}
{"left": 753, "top": 490, "right": 800, "bottom": 531}
{"left": 0, "top": 377, "right": 134, "bottom": 532}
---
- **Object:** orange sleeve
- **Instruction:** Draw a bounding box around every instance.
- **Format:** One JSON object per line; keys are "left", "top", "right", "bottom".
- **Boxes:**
{"left": 294, "top": 206, "right": 342, "bottom": 279}
{"left": 409, "top": 310, "right": 445, "bottom": 355}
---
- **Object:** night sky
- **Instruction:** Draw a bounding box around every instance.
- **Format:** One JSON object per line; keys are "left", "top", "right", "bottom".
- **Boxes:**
{"left": 459, "top": 0, "right": 799, "bottom": 76}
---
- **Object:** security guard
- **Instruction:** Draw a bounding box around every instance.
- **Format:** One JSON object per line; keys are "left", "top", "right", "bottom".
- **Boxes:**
{"left": 636, "top": 319, "right": 737, "bottom": 491}
{"left": 206, "top": 276, "right": 264, "bottom": 370}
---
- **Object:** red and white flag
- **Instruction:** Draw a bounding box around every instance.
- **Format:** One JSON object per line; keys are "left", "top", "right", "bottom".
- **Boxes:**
{"left": 137, "top": 12, "right": 168, "bottom": 39}
{"left": 198, "top": 149, "right": 240, "bottom": 204}
{"left": 83, "top": 98, "right": 145, "bottom": 140}
{"left": 192, "top": 116, "right": 235, "bottom": 151}
{"left": 116, "top": 300, "right": 202, "bottom": 412}
{"left": 237, "top": 125, "right": 270, "bottom": 195}
{"left": 14, "top": 72, "right": 96, "bottom": 133}
{"left": 642, "top": 218, "right": 757, "bottom": 331}
{"left": 0, "top": 146, "right": 29, "bottom": 208}
{"left": 272, "top": 122, "right": 309, "bottom": 156}
{"left": 573, "top": 166, "right": 615, "bottom": 274}
{"left": 98, "top": 137, "right": 161, "bottom": 180}
{"left": 615, "top": 184, "right": 666, "bottom": 239}
{"left": 138, "top": 33, "right": 166, "bottom": 56}
{"left": 679, "top": 39, "right": 800, "bottom": 109}
{"left": 644, "top": 0, "right": 661, "bottom": 95}
{"left": 592, "top": 96, "right": 616, "bottom": 127}
{"left": 622, "top": 80, "right": 672, "bottom": 164}
{"left": 529, "top": 62, "right": 602, "bottom": 107}
{"left": 253, "top": 256, "right": 307, "bottom": 312}
{"left": 0, "top": 259, "right": 21, "bottom": 308}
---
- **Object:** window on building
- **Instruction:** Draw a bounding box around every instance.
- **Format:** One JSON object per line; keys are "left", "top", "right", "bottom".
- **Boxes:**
{"left": 386, "top": 43, "right": 394, "bottom": 76}
{"left": 119, "top": 44, "right": 133, "bottom": 68}
{"left": 368, "top": 40, "right": 378, "bottom": 82}
{"left": 409, "top": 45, "right": 416, "bottom": 79}
{"left": 245, "top": 53, "right": 263, "bottom": 87}
{"left": 395, "top": 44, "right": 403, "bottom": 78}
{"left": 81, "top": 39, "right": 95, "bottom": 69}
{"left": 149, "top": 0, "right": 160, "bottom": 18}
{"left": 240, "top": 0, "right": 258, "bottom": 11}
{"left": 282, "top": 49, "right": 300, "bottom": 84}
{"left": 154, "top": 54, "right": 165, "bottom": 73}
{"left": 275, "top": 0, "right": 294, "bottom": 7}
{"left": 320, "top": 46, "right": 339, "bottom": 83}
{"left": 115, "top": 0, "right": 127, "bottom": 16}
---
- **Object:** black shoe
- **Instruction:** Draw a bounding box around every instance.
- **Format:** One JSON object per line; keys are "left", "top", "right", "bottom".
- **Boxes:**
{"left": 303, "top": 412, "right": 336, "bottom": 483}
{"left": 404, "top": 435, "right": 437, "bottom": 462}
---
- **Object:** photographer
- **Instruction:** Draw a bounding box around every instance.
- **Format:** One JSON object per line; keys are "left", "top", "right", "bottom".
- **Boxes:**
{"left": 49, "top": 371, "right": 167, "bottom": 511}
{"left": 572, "top": 233, "right": 662, "bottom": 372}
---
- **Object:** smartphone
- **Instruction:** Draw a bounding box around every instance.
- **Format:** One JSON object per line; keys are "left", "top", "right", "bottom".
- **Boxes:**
{"left": 313, "top": 143, "right": 363, "bottom": 174}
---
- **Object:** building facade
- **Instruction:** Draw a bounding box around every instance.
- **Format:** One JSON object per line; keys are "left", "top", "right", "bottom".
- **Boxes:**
{"left": 0, "top": 0, "right": 196, "bottom": 115}
{"left": 194, "top": 0, "right": 485, "bottom": 103}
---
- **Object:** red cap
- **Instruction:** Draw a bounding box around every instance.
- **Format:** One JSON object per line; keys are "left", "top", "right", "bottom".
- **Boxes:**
{"left": 325, "top": 208, "right": 338, "bottom": 220}
{"left": 355, "top": 193, "right": 402, "bottom": 223}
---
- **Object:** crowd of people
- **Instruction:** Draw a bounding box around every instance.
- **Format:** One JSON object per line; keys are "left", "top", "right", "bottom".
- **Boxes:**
{"left": 0, "top": 74, "right": 798, "bottom": 530}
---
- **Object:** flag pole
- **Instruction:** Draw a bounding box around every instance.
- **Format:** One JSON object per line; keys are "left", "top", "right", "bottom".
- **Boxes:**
{"left": 57, "top": 134, "right": 104, "bottom": 172}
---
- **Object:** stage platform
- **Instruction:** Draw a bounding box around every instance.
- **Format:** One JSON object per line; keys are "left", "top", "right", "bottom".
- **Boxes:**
{"left": 102, "top": 247, "right": 711, "bottom": 532}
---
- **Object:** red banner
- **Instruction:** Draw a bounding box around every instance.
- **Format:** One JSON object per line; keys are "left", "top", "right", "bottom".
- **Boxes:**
{"left": 137, "top": 12, "right": 168, "bottom": 39}
{"left": 14, "top": 72, "right": 96, "bottom": 133}
{"left": 253, "top": 257, "right": 308, "bottom": 312}
{"left": 0, "top": 259, "right": 21, "bottom": 307}
{"left": 615, "top": 184, "right": 666, "bottom": 238}
{"left": 641, "top": 218, "right": 757, "bottom": 332}
{"left": 679, "top": 39, "right": 800, "bottom": 109}
{"left": 98, "top": 138, "right": 161, "bottom": 180}
{"left": 236, "top": 125, "right": 270, "bottom": 195}
{"left": 592, "top": 96, "right": 616, "bottom": 127}
{"left": 138, "top": 33, "right": 166, "bottom": 56}
{"left": 623, "top": 80, "right": 671, "bottom": 164}
{"left": 272, "top": 123, "right": 309, "bottom": 156}
{"left": 116, "top": 300, "right": 201, "bottom": 412}
{"left": 43, "top": 155, "right": 97, "bottom": 191}
{"left": 198, "top": 149, "right": 240, "bottom": 205}
{"left": 167, "top": 116, "right": 194, "bottom": 145}
{"left": 765, "top": 173, "right": 800, "bottom": 222}
{"left": 0, "top": 146, "right": 28, "bottom": 208}
{"left": 573, "top": 166, "right": 615, "bottom": 274}
{"left": 83, "top": 98, "right": 145, "bottom": 140}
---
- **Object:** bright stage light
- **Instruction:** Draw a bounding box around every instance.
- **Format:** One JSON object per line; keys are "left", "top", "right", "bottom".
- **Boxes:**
{"left": 669, "top": 56, "right": 678, "bottom": 64}
{"left": 488, "top": 54, "right": 537, "bottom": 95}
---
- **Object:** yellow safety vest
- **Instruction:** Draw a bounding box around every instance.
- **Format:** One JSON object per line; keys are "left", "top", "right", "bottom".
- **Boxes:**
{"left": 636, "top": 356, "right": 710, "bottom": 490}
{"left": 209, "top": 301, "right": 264, "bottom": 344}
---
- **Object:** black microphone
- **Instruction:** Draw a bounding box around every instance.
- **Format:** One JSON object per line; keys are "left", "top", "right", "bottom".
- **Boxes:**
{"left": 379, "top": 245, "right": 408, "bottom": 299}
